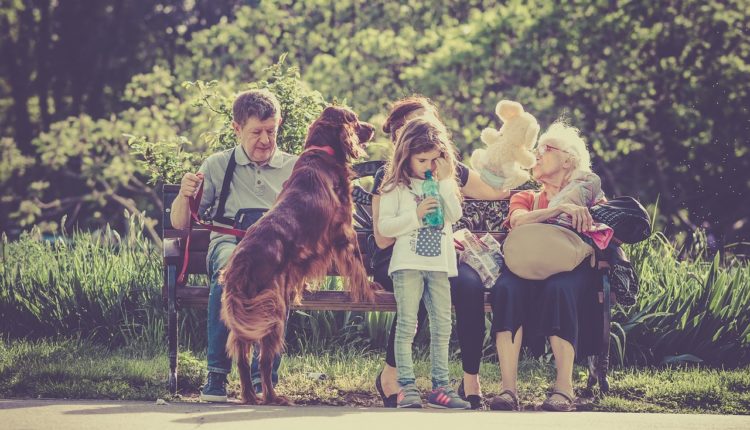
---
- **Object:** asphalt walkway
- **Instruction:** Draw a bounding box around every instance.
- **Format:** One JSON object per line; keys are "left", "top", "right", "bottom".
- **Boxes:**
{"left": 2, "top": 399, "right": 749, "bottom": 430}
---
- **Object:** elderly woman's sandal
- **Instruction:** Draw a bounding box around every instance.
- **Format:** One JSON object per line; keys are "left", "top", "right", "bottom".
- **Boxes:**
{"left": 541, "top": 390, "right": 576, "bottom": 412}
{"left": 488, "top": 389, "right": 519, "bottom": 411}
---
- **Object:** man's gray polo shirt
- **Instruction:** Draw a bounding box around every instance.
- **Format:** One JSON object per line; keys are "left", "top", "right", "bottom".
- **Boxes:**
{"left": 198, "top": 146, "right": 298, "bottom": 249}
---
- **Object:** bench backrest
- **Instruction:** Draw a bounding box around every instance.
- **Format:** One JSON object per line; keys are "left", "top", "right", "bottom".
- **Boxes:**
{"left": 162, "top": 160, "right": 512, "bottom": 279}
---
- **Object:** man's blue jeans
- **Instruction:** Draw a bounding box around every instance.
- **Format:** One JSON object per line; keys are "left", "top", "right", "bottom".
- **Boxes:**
{"left": 207, "top": 240, "right": 281, "bottom": 390}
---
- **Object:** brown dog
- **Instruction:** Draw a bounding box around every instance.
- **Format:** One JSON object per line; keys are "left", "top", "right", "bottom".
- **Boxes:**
{"left": 219, "top": 106, "right": 379, "bottom": 405}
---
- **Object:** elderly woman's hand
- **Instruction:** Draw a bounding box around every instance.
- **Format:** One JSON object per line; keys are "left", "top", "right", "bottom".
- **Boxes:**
{"left": 558, "top": 203, "right": 594, "bottom": 233}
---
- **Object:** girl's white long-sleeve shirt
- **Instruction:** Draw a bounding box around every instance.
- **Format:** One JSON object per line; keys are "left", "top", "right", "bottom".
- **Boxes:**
{"left": 378, "top": 178, "right": 463, "bottom": 277}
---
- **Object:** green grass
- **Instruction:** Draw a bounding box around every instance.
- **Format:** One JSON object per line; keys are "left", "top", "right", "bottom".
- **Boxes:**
{"left": 1, "top": 339, "right": 748, "bottom": 414}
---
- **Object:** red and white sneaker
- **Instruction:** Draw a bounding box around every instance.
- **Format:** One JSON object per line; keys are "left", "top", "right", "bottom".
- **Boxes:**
{"left": 427, "top": 387, "right": 471, "bottom": 409}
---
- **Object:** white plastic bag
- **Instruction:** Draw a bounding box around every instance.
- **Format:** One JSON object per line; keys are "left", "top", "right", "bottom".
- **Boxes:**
{"left": 454, "top": 229, "right": 504, "bottom": 289}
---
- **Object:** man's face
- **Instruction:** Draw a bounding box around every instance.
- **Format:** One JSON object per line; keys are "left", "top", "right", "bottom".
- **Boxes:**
{"left": 233, "top": 116, "right": 280, "bottom": 164}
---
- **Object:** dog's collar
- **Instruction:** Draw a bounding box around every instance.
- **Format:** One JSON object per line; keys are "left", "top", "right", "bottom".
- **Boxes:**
{"left": 304, "top": 145, "right": 335, "bottom": 156}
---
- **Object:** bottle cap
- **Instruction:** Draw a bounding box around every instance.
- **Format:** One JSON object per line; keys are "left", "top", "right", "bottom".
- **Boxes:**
{"left": 425, "top": 170, "right": 433, "bottom": 179}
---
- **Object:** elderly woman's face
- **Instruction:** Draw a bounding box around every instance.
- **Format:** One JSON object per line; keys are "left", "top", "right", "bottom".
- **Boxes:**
{"left": 532, "top": 140, "right": 573, "bottom": 180}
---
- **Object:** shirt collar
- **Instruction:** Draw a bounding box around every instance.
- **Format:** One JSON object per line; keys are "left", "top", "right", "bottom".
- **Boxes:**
{"left": 235, "top": 145, "right": 284, "bottom": 169}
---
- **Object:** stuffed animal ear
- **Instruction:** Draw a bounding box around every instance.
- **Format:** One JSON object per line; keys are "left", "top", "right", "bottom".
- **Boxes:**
{"left": 523, "top": 115, "right": 541, "bottom": 148}
{"left": 496, "top": 100, "right": 523, "bottom": 122}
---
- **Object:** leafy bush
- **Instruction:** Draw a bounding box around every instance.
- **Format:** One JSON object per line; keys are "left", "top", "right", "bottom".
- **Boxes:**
{"left": 130, "top": 56, "right": 327, "bottom": 185}
{"left": 0, "top": 212, "right": 203, "bottom": 349}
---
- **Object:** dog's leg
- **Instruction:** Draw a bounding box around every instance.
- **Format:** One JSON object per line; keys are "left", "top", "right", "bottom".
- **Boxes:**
{"left": 260, "top": 325, "right": 291, "bottom": 406}
{"left": 334, "top": 228, "right": 379, "bottom": 303}
{"left": 236, "top": 340, "right": 259, "bottom": 405}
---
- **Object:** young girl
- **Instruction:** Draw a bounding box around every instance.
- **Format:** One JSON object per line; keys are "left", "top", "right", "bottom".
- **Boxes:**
{"left": 378, "top": 117, "right": 469, "bottom": 409}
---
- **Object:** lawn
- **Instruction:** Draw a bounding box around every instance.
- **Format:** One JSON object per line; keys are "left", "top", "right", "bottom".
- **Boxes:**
{"left": 2, "top": 339, "right": 748, "bottom": 414}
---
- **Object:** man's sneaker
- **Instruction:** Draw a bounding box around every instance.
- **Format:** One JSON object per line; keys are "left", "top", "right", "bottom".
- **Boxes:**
{"left": 397, "top": 384, "right": 423, "bottom": 408}
{"left": 200, "top": 372, "right": 228, "bottom": 402}
{"left": 427, "top": 386, "right": 471, "bottom": 409}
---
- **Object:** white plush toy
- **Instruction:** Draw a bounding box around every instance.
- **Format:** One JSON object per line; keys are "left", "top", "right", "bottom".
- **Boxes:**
{"left": 470, "top": 100, "right": 539, "bottom": 190}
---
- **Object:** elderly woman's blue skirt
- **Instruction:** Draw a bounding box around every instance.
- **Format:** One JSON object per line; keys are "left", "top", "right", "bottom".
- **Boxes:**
{"left": 490, "top": 260, "right": 603, "bottom": 358}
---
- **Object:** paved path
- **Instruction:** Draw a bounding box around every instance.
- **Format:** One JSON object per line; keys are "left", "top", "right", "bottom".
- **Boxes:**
{"left": 2, "top": 399, "right": 749, "bottom": 430}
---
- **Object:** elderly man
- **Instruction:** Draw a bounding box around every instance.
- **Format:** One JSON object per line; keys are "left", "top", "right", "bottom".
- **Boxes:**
{"left": 171, "top": 89, "right": 297, "bottom": 402}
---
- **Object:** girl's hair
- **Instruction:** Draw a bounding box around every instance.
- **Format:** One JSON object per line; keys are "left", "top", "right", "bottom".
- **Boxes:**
{"left": 382, "top": 96, "right": 442, "bottom": 143}
{"left": 538, "top": 120, "right": 592, "bottom": 173}
{"left": 380, "top": 117, "right": 458, "bottom": 193}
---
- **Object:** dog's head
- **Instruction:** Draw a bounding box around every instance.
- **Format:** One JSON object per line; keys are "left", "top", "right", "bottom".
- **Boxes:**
{"left": 305, "top": 106, "right": 375, "bottom": 161}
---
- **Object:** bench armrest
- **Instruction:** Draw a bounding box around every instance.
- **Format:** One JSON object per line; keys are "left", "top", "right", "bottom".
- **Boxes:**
{"left": 164, "top": 237, "right": 182, "bottom": 263}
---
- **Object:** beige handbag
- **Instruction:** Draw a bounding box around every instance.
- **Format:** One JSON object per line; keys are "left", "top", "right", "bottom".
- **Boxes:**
{"left": 503, "top": 193, "right": 595, "bottom": 280}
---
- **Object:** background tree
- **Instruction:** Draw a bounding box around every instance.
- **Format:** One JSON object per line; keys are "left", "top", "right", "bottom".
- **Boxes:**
{"left": 1, "top": 0, "right": 747, "bottom": 248}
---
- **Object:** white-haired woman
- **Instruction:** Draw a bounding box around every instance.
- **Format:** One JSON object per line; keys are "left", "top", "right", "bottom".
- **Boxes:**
{"left": 488, "top": 121, "right": 603, "bottom": 412}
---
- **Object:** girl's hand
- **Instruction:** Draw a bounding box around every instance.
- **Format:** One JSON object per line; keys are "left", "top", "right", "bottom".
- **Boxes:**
{"left": 416, "top": 197, "right": 439, "bottom": 219}
{"left": 558, "top": 203, "right": 593, "bottom": 232}
{"left": 433, "top": 157, "right": 451, "bottom": 180}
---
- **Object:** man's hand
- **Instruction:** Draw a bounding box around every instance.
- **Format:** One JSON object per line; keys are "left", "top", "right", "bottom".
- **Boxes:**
{"left": 558, "top": 203, "right": 593, "bottom": 232}
{"left": 179, "top": 172, "right": 204, "bottom": 199}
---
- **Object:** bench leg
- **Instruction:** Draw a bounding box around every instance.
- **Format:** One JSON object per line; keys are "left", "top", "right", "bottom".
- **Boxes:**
{"left": 587, "top": 274, "right": 612, "bottom": 394}
{"left": 599, "top": 274, "right": 612, "bottom": 394}
{"left": 166, "top": 264, "right": 179, "bottom": 395}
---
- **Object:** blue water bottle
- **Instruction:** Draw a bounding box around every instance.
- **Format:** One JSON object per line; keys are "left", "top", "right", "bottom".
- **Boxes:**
{"left": 422, "top": 170, "right": 444, "bottom": 227}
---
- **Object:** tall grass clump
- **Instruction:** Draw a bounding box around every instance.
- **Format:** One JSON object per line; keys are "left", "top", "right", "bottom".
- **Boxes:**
{"left": 0, "top": 212, "right": 168, "bottom": 350}
{"left": 612, "top": 231, "right": 750, "bottom": 367}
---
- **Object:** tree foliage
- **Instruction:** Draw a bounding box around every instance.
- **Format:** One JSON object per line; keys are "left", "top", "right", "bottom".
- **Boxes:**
{"left": 1, "top": 0, "right": 748, "bottom": 244}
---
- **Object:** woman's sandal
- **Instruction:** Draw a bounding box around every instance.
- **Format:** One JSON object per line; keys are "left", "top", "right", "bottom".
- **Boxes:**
{"left": 541, "top": 390, "right": 576, "bottom": 412}
{"left": 375, "top": 370, "right": 398, "bottom": 408}
{"left": 488, "top": 389, "right": 519, "bottom": 411}
{"left": 457, "top": 380, "right": 483, "bottom": 410}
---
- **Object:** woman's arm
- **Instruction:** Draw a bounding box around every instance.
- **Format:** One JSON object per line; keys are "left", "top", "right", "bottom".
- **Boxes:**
{"left": 439, "top": 179, "right": 463, "bottom": 224}
{"left": 509, "top": 207, "right": 561, "bottom": 228}
{"left": 510, "top": 203, "right": 593, "bottom": 232}
{"left": 461, "top": 168, "right": 510, "bottom": 200}
{"left": 371, "top": 194, "right": 396, "bottom": 249}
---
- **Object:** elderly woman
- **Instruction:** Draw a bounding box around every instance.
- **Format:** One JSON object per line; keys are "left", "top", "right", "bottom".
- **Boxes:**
{"left": 372, "top": 96, "right": 509, "bottom": 409}
{"left": 488, "top": 122, "right": 602, "bottom": 412}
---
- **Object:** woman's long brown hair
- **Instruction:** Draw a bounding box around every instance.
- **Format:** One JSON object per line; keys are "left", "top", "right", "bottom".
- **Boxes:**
{"left": 382, "top": 96, "right": 442, "bottom": 143}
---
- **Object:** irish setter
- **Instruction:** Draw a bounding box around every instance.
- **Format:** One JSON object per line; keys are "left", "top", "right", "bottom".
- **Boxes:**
{"left": 219, "top": 106, "right": 379, "bottom": 405}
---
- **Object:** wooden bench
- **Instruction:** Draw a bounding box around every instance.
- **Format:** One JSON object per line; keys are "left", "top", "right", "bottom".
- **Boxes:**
{"left": 162, "top": 160, "right": 615, "bottom": 396}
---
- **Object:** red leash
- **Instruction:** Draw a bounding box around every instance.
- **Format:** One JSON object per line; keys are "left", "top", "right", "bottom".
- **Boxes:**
{"left": 177, "top": 145, "right": 334, "bottom": 284}
{"left": 177, "top": 182, "right": 246, "bottom": 284}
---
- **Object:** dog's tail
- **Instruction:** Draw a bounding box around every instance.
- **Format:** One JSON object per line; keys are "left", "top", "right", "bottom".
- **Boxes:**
{"left": 221, "top": 286, "right": 287, "bottom": 360}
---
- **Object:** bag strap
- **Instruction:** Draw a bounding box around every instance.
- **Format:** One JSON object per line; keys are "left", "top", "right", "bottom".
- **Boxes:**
{"left": 213, "top": 148, "right": 238, "bottom": 226}
{"left": 177, "top": 179, "right": 245, "bottom": 285}
{"left": 532, "top": 192, "right": 541, "bottom": 211}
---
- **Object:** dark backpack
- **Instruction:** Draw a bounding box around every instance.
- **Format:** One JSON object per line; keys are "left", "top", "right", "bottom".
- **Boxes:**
{"left": 590, "top": 196, "right": 651, "bottom": 244}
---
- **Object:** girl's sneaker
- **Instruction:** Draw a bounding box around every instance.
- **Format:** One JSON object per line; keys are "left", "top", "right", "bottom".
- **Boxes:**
{"left": 397, "top": 384, "right": 423, "bottom": 408}
{"left": 427, "top": 387, "right": 471, "bottom": 409}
